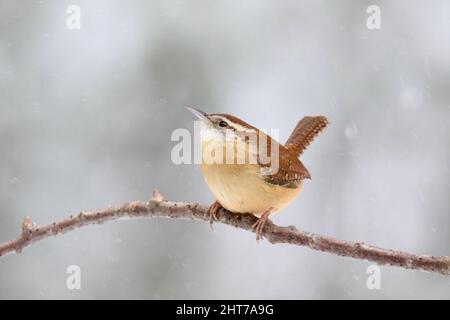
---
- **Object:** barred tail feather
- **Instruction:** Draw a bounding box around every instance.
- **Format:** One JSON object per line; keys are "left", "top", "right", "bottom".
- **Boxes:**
{"left": 285, "top": 116, "right": 329, "bottom": 156}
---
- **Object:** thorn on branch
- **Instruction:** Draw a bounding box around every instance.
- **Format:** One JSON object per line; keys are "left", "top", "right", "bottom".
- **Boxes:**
{"left": 78, "top": 211, "right": 86, "bottom": 220}
{"left": 150, "top": 188, "right": 164, "bottom": 203}
{"left": 21, "top": 216, "right": 36, "bottom": 237}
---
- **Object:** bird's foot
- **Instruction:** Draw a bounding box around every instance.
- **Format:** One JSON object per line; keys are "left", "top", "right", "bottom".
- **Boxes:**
{"left": 251, "top": 208, "right": 273, "bottom": 241}
{"left": 207, "top": 201, "right": 222, "bottom": 228}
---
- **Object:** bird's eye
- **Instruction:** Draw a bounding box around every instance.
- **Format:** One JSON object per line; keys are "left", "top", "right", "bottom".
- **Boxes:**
{"left": 218, "top": 120, "right": 228, "bottom": 128}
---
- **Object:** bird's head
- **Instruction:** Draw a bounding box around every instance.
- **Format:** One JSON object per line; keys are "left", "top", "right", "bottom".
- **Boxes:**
{"left": 186, "top": 107, "right": 258, "bottom": 143}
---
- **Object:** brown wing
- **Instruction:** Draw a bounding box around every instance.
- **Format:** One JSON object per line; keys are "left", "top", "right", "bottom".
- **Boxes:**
{"left": 262, "top": 146, "right": 310, "bottom": 187}
{"left": 285, "top": 116, "right": 329, "bottom": 157}
{"left": 257, "top": 133, "right": 311, "bottom": 187}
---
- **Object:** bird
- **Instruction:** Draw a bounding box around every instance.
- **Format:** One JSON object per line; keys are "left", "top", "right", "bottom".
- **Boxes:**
{"left": 186, "top": 107, "right": 329, "bottom": 240}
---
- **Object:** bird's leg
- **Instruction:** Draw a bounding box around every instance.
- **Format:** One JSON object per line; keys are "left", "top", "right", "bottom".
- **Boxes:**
{"left": 251, "top": 208, "right": 274, "bottom": 241}
{"left": 207, "top": 200, "right": 222, "bottom": 227}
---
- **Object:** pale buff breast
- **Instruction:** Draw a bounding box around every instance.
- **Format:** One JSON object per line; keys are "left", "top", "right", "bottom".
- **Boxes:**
{"left": 200, "top": 163, "right": 302, "bottom": 217}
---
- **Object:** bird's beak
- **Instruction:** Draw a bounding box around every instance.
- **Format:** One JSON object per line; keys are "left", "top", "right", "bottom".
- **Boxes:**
{"left": 185, "top": 107, "right": 210, "bottom": 122}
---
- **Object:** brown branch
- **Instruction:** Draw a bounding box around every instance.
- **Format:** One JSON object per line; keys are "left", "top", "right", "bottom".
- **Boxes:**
{"left": 0, "top": 189, "right": 449, "bottom": 275}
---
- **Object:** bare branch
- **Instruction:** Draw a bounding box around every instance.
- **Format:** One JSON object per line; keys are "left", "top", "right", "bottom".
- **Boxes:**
{"left": 0, "top": 190, "right": 449, "bottom": 275}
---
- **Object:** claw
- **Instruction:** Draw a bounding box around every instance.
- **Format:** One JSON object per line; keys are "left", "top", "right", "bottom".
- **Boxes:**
{"left": 207, "top": 201, "right": 222, "bottom": 228}
{"left": 251, "top": 208, "right": 273, "bottom": 241}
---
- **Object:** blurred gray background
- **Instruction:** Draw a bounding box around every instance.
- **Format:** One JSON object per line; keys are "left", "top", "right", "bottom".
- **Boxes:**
{"left": 1, "top": 0, "right": 449, "bottom": 299}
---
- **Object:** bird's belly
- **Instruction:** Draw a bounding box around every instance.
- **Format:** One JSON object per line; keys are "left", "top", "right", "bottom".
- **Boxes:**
{"left": 200, "top": 164, "right": 302, "bottom": 217}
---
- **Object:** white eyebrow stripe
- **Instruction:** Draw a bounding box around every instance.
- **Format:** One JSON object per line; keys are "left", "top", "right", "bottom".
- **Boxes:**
{"left": 229, "top": 123, "right": 247, "bottom": 131}
{"left": 213, "top": 116, "right": 245, "bottom": 131}
{"left": 211, "top": 116, "right": 235, "bottom": 128}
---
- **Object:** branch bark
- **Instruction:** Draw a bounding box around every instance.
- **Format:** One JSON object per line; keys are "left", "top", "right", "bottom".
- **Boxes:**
{"left": 0, "top": 189, "right": 449, "bottom": 275}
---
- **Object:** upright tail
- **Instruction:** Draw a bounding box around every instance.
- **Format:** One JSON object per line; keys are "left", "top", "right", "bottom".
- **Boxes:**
{"left": 285, "top": 116, "right": 329, "bottom": 157}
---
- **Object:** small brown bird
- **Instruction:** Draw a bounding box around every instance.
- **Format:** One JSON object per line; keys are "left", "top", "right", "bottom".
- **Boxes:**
{"left": 187, "top": 107, "right": 329, "bottom": 239}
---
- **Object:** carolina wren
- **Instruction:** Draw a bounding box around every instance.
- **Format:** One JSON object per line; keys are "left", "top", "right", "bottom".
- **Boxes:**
{"left": 187, "top": 107, "right": 329, "bottom": 239}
